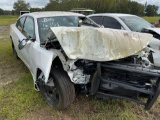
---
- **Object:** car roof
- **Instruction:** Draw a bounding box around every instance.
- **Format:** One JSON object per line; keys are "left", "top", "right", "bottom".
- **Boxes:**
{"left": 88, "top": 13, "right": 136, "bottom": 17}
{"left": 22, "top": 11, "right": 85, "bottom": 18}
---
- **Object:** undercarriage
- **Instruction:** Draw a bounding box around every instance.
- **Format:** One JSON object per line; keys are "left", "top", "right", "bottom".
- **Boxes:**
{"left": 89, "top": 62, "right": 160, "bottom": 110}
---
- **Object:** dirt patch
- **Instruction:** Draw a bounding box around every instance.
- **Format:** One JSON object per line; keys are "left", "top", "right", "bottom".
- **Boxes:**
{"left": 0, "top": 26, "right": 9, "bottom": 32}
{"left": 0, "top": 25, "right": 10, "bottom": 39}
{"left": 22, "top": 106, "right": 54, "bottom": 120}
{"left": 22, "top": 106, "right": 74, "bottom": 120}
{"left": 0, "top": 25, "right": 28, "bottom": 88}
{"left": 0, "top": 61, "right": 27, "bottom": 87}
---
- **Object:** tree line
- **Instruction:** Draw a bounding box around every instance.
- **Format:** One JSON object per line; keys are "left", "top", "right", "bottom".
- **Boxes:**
{"left": 0, "top": 0, "right": 159, "bottom": 16}
{"left": 0, "top": 8, "right": 14, "bottom": 15}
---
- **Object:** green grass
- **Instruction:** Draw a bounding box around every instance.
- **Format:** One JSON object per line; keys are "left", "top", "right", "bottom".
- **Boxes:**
{"left": 0, "top": 15, "right": 160, "bottom": 120}
{"left": 0, "top": 75, "right": 46, "bottom": 120}
{"left": 0, "top": 15, "right": 18, "bottom": 26}
{"left": 142, "top": 16, "right": 160, "bottom": 23}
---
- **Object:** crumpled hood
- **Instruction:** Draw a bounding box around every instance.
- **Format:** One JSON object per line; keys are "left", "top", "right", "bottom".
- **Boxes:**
{"left": 50, "top": 27, "right": 152, "bottom": 61}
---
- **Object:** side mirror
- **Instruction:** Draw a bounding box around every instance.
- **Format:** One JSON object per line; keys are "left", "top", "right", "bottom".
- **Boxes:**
{"left": 18, "top": 39, "right": 27, "bottom": 50}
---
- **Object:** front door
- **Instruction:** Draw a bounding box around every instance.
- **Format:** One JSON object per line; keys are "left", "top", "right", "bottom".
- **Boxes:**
{"left": 16, "top": 16, "right": 35, "bottom": 69}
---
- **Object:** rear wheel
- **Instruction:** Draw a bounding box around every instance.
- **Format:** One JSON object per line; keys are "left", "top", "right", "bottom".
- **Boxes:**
{"left": 38, "top": 68, "right": 75, "bottom": 109}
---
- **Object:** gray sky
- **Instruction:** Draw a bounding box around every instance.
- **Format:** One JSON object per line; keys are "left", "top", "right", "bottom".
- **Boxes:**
{"left": 0, "top": 0, "right": 160, "bottom": 12}
{"left": 0, "top": 0, "right": 49, "bottom": 10}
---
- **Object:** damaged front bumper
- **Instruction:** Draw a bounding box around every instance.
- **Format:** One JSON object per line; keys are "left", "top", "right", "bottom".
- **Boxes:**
{"left": 91, "top": 63, "right": 160, "bottom": 110}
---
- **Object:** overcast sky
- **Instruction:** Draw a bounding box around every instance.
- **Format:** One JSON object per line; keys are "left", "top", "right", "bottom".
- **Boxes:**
{"left": 0, "top": 0, "right": 49, "bottom": 10}
{"left": 0, "top": 0, "right": 160, "bottom": 12}
{"left": 131, "top": 0, "right": 160, "bottom": 12}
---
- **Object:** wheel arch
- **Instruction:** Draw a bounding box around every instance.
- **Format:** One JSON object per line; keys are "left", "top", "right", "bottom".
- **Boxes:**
{"left": 36, "top": 54, "right": 69, "bottom": 82}
{"left": 35, "top": 56, "right": 69, "bottom": 90}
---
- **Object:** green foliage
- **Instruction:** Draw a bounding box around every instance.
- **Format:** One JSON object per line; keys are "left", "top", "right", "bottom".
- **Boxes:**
{"left": 13, "top": 0, "right": 30, "bottom": 15}
{"left": 0, "top": 8, "right": 4, "bottom": 15}
{"left": 44, "top": 0, "right": 147, "bottom": 16}
{"left": 129, "top": 1, "right": 144, "bottom": 16}
{"left": 3, "top": 10, "right": 12, "bottom": 15}
{"left": 0, "top": 0, "right": 158, "bottom": 16}
{"left": 30, "top": 8, "right": 44, "bottom": 12}
{"left": 0, "top": 8, "right": 12, "bottom": 15}
{"left": 145, "top": 5, "right": 159, "bottom": 16}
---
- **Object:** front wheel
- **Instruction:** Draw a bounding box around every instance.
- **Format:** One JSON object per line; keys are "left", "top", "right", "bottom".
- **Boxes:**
{"left": 38, "top": 68, "right": 75, "bottom": 109}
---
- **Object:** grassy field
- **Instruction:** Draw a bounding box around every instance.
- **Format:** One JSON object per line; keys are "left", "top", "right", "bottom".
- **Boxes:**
{"left": 0, "top": 16, "right": 18, "bottom": 26}
{"left": 0, "top": 16, "right": 160, "bottom": 120}
{"left": 0, "top": 15, "right": 158, "bottom": 25}
{"left": 142, "top": 16, "right": 160, "bottom": 23}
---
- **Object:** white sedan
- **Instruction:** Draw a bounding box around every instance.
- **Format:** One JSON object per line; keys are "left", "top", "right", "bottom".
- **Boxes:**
{"left": 10, "top": 12, "right": 160, "bottom": 110}
{"left": 88, "top": 13, "right": 160, "bottom": 67}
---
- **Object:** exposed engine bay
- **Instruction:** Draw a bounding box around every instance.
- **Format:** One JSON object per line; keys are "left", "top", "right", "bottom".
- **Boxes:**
{"left": 67, "top": 49, "right": 160, "bottom": 110}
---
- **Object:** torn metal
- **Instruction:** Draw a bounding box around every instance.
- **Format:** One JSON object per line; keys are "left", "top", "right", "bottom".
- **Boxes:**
{"left": 50, "top": 27, "right": 153, "bottom": 61}
{"left": 66, "top": 59, "right": 90, "bottom": 84}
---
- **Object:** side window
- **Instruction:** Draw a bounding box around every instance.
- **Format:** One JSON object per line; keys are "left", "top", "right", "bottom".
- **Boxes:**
{"left": 23, "top": 17, "right": 35, "bottom": 38}
{"left": 16, "top": 17, "right": 26, "bottom": 32}
{"left": 102, "top": 16, "right": 122, "bottom": 29}
{"left": 89, "top": 16, "right": 103, "bottom": 25}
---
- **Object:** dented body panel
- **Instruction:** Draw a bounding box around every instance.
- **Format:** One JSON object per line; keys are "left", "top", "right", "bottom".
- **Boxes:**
{"left": 142, "top": 28, "right": 160, "bottom": 66}
{"left": 51, "top": 27, "right": 152, "bottom": 61}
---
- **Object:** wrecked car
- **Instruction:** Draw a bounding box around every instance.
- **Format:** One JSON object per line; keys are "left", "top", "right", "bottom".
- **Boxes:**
{"left": 10, "top": 12, "right": 160, "bottom": 110}
{"left": 88, "top": 13, "right": 160, "bottom": 67}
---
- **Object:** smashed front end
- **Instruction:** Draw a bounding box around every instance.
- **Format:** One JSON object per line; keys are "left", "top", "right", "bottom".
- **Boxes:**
{"left": 44, "top": 27, "right": 160, "bottom": 110}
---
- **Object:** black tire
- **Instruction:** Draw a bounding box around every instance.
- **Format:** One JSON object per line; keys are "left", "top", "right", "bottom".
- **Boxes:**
{"left": 38, "top": 68, "right": 75, "bottom": 109}
{"left": 11, "top": 42, "right": 19, "bottom": 59}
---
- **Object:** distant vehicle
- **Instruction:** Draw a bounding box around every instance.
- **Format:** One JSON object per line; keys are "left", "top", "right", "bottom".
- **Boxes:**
{"left": 10, "top": 12, "right": 160, "bottom": 110}
{"left": 70, "top": 8, "right": 95, "bottom": 15}
{"left": 88, "top": 13, "right": 160, "bottom": 67}
{"left": 20, "top": 11, "right": 30, "bottom": 16}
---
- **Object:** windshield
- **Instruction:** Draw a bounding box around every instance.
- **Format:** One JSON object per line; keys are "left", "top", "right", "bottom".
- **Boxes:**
{"left": 37, "top": 16, "right": 98, "bottom": 42}
{"left": 38, "top": 16, "right": 80, "bottom": 41}
{"left": 120, "top": 16, "right": 154, "bottom": 32}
